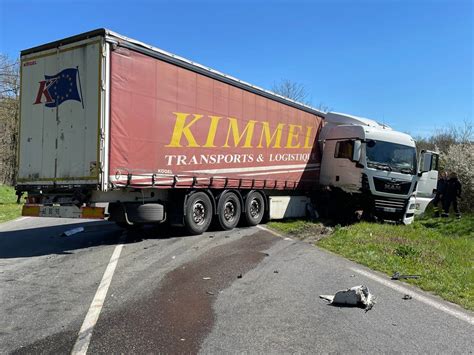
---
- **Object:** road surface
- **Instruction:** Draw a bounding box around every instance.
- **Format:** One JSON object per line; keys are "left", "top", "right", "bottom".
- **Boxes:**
{"left": 0, "top": 217, "right": 472, "bottom": 354}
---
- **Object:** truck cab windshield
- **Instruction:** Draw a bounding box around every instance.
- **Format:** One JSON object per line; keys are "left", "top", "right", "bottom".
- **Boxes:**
{"left": 366, "top": 140, "right": 417, "bottom": 174}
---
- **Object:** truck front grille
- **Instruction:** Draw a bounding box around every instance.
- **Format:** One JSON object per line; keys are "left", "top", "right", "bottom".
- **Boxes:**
{"left": 374, "top": 198, "right": 406, "bottom": 213}
{"left": 373, "top": 177, "right": 411, "bottom": 195}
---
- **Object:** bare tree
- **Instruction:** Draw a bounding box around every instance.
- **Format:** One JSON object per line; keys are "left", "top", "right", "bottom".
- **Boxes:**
{"left": 0, "top": 54, "right": 20, "bottom": 185}
{"left": 271, "top": 79, "right": 332, "bottom": 113}
{"left": 271, "top": 79, "right": 312, "bottom": 105}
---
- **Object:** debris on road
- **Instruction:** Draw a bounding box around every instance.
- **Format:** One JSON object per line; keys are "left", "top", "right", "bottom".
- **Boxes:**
{"left": 237, "top": 273, "right": 242, "bottom": 279}
{"left": 202, "top": 277, "right": 211, "bottom": 280}
{"left": 274, "top": 270, "right": 279, "bottom": 274}
{"left": 391, "top": 272, "right": 421, "bottom": 280}
{"left": 402, "top": 294, "right": 413, "bottom": 300}
{"left": 209, "top": 235, "right": 214, "bottom": 238}
{"left": 320, "top": 285, "right": 375, "bottom": 311}
{"left": 206, "top": 291, "right": 215, "bottom": 296}
{"left": 61, "top": 227, "right": 84, "bottom": 237}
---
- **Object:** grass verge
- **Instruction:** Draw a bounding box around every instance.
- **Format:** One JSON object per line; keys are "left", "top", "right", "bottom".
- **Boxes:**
{"left": 269, "top": 215, "right": 474, "bottom": 311}
{"left": 0, "top": 185, "right": 22, "bottom": 223}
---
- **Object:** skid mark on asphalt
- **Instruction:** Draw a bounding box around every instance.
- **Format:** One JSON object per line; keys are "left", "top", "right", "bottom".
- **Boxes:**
{"left": 88, "top": 231, "right": 277, "bottom": 354}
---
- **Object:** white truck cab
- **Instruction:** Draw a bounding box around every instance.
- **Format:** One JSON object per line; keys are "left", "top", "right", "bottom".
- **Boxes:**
{"left": 319, "top": 112, "right": 438, "bottom": 224}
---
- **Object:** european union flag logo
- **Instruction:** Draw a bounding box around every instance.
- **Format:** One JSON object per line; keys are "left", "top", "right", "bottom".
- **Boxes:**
{"left": 34, "top": 67, "right": 83, "bottom": 108}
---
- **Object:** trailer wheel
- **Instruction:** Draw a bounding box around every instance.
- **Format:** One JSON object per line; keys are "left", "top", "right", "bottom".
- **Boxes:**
{"left": 184, "top": 192, "right": 213, "bottom": 235}
{"left": 217, "top": 192, "right": 241, "bottom": 230}
{"left": 244, "top": 191, "right": 264, "bottom": 226}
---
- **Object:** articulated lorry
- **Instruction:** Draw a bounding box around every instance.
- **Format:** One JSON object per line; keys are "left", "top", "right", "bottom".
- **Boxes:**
{"left": 17, "top": 29, "right": 439, "bottom": 234}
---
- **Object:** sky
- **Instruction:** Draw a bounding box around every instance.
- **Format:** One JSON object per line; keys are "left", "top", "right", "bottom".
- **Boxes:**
{"left": 0, "top": 0, "right": 472, "bottom": 137}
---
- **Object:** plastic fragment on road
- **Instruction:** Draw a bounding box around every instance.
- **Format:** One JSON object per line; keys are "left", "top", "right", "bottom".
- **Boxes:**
{"left": 202, "top": 277, "right": 211, "bottom": 280}
{"left": 402, "top": 294, "right": 413, "bottom": 300}
{"left": 62, "top": 227, "right": 84, "bottom": 237}
{"left": 320, "top": 285, "right": 375, "bottom": 312}
{"left": 391, "top": 272, "right": 421, "bottom": 280}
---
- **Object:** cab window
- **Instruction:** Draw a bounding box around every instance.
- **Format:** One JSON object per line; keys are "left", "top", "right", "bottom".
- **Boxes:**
{"left": 335, "top": 140, "right": 354, "bottom": 159}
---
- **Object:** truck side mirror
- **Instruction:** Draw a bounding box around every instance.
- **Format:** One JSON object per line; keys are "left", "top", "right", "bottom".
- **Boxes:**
{"left": 352, "top": 140, "right": 361, "bottom": 162}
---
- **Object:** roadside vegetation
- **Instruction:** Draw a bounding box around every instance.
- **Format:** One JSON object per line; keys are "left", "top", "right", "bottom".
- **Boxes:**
{"left": 0, "top": 185, "right": 21, "bottom": 223}
{"left": 269, "top": 214, "right": 474, "bottom": 311}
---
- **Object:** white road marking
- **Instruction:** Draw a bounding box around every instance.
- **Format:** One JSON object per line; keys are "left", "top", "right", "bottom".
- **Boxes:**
{"left": 257, "top": 225, "right": 293, "bottom": 240}
{"left": 258, "top": 225, "right": 473, "bottom": 324}
{"left": 350, "top": 267, "right": 474, "bottom": 325}
{"left": 71, "top": 234, "right": 126, "bottom": 355}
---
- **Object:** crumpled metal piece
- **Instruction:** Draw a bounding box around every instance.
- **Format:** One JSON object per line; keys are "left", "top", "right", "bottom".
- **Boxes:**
{"left": 320, "top": 285, "right": 375, "bottom": 312}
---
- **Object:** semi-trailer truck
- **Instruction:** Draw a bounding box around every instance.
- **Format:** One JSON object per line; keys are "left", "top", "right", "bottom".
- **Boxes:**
{"left": 17, "top": 29, "right": 439, "bottom": 234}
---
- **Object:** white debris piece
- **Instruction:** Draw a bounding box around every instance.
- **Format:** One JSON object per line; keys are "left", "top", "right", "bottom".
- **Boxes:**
{"left": 62, "top": 227, "right": 84, "bottom": 237}
{"left": 320, "top": 285, "right": 375, "bottom": 311}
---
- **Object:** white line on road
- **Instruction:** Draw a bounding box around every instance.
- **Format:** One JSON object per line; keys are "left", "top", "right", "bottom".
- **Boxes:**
{"left": 257, "top": 225, "right": 472, "bottom": 324}
{"left": 71, "top": 233, "right": 126, "bottom": 355}
{"left": 257, "top": 225, "right": 293, "bottom": 240}
{"left": 350, "top": 267, "right": 474, "bottom": 325}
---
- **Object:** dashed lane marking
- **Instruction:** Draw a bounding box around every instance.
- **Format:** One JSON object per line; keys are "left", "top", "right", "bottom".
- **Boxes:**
{"left": 71, "top": 233, "right": 126, "bottom": 355}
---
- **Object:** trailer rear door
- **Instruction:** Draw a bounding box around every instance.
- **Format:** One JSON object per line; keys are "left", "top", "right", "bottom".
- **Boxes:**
{"left": 18, "top": 36, "right": 104, "bottom": 186}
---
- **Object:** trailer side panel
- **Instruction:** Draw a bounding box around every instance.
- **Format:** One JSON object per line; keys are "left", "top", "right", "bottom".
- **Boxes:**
{"left": 109, "top": 48, "right": 322, "bottom": 190}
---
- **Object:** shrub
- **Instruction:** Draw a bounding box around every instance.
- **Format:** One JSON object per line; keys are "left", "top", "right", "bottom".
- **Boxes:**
{"left": 441, "top": 143, "right": 474, "bottom": 211}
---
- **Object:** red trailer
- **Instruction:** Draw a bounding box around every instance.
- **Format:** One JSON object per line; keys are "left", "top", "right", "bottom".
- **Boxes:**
{"left": 18, "top": 29, "right": 325, "bottom": 234}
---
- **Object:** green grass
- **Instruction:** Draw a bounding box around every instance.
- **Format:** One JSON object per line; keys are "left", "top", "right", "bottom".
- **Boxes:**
{"left": 0, "top": 185, "right": 22, "bottom": 223}
{"left": 269, "top": 215, "right": 474, "bottom": 311}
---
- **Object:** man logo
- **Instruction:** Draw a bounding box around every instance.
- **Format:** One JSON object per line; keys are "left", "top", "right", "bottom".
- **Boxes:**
{"left": 34, "top": 67, "right": 83, "bottom": 108}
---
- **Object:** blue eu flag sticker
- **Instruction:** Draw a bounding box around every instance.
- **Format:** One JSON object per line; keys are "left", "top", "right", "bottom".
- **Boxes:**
{"left": 34, "top": 67, "right": 83, "bottom": 108}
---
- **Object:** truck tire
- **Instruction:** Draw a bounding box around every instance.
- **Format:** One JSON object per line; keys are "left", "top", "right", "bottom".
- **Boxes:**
{"left": 130, "top": 203, "right": 164, "bottom": 223}
{"left": 244, "top": 191, "right": 264, "bottom": 226}
{"left": 184, "top": 192, "right": 213, "bottom": 235}
{"left": 217, "top": 191, "right": 241, "bottom": 230}
{"left": 109, "top": 202, "right": 164, "bottom": 224}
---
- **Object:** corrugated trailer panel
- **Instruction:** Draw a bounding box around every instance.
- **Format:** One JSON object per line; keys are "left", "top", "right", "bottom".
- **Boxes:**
{"left": 18, "top": 37, "right": 102, "bottom": 185}
{"left": 109, "top": 47, "right": 322, "bottom": 190}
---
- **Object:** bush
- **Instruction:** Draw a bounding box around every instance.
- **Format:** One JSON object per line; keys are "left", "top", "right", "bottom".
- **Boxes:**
{"left": 441, "top": 143, "right": 474, "bottom": 211}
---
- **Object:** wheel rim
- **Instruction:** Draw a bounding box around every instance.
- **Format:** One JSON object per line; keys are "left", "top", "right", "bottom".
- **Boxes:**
{"left": 223, "top": 201, "right": 236, "bottom": 222}
{"left": 249, "top": 198, "right": 261, "bottom": 218}
{"left": 192, "top": 201, "right": 206, "bottom": 225}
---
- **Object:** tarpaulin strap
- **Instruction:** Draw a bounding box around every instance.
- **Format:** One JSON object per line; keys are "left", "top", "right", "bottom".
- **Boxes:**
{"left": 126, "top": 173, "right": 132, "bottom": 187}
{"left": 151, "top": 174, "right": 156, "bottom": 187}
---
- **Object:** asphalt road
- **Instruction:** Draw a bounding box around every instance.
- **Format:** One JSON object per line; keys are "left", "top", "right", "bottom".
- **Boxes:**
{"left": 0, "top": 217, "right": 472, "bottom": 354}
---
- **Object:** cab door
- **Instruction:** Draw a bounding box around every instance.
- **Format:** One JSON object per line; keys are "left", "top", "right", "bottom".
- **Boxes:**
{"left": 415, "top": 150, "right": 439, "bottom": 214}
